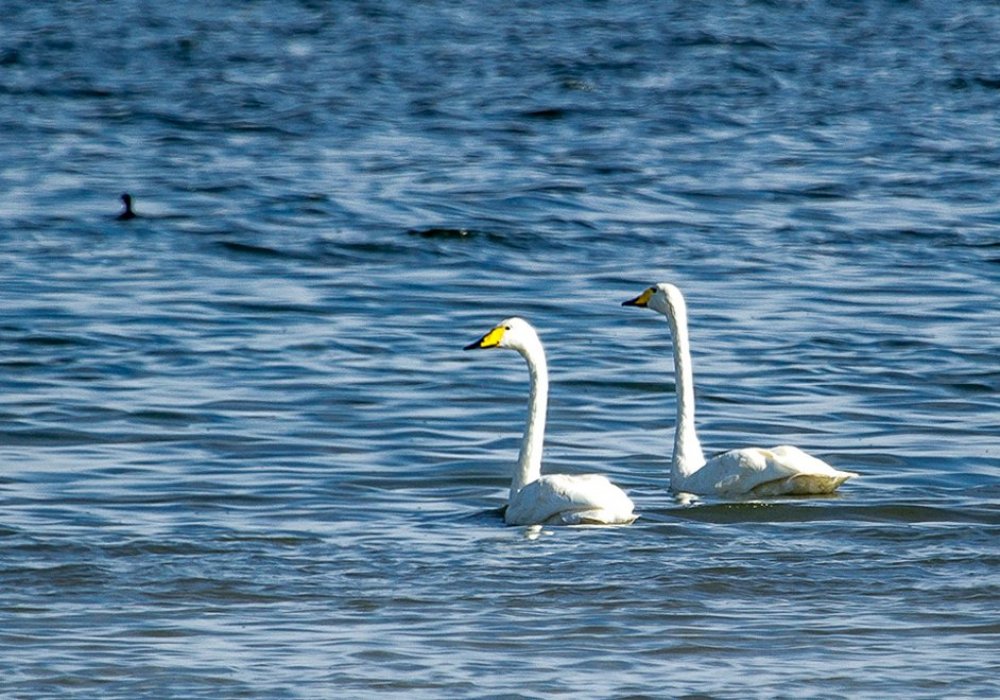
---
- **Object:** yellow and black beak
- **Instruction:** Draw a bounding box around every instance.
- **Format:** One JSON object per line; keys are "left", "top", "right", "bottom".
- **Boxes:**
{"left": 622, "top": 287, "right": 655, "bottom": 308}
{"left": 464, "top": 325, "right": 506, "bottom": 350}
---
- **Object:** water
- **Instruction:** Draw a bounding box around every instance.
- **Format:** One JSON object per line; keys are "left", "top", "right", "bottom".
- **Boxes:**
{"left": 1, "top": 1, "right": 998, "bottom": 697}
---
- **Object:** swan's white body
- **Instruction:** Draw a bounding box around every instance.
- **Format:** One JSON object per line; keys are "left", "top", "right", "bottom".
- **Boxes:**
{"left": 624, "top": 283, "right": 857, "bottom": 498}
{"left": 465, "top": 317, "right": 636, "bottom": 526}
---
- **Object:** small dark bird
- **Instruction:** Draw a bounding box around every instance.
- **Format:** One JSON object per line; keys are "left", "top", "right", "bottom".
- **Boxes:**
{"left": 117, "top": 193, "right": 136, "bottom": 220}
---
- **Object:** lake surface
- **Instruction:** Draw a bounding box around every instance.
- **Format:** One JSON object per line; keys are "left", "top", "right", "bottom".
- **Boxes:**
{"left": 1, "top": 1, "right": 998, "bottom": 697}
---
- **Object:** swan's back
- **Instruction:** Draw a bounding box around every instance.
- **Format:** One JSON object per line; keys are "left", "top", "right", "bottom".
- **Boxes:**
{"left": 505, "top": 473, "right": 636, "bottom": 526}
{"left": 681, "top": 445, "right": 857, "bottom": 498}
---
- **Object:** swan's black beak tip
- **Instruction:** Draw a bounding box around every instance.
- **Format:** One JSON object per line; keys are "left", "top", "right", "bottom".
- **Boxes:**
{"left": 623, "top": 288, "right": 654, "bottom": 308}
{"left": 464, "top": 326, "right": 505, "bottom": 351}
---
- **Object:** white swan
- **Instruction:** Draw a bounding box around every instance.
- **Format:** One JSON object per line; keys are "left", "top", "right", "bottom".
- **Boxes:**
{"left": 623, "top": 283, "right": 857, "bottom": 498}
{"left": 464, "top": 317, "right": 636, "bottom": 526}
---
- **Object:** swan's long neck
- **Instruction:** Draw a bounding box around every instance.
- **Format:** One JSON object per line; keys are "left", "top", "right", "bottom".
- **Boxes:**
{"left": 664, "top": 291, "right": 706, "bottom": 480}
{"left": 512, "top": 336, "right": 547, "bottom": 496}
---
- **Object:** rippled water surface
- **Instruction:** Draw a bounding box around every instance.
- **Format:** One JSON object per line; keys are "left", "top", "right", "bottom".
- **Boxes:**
{"left": 2, "top": 1, "right": 998, "bottom": 697}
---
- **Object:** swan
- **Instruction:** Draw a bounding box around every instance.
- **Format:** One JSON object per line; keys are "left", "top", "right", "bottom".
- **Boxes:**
{"left": 464, "top": 317, "right": 636, "bottom": 526}
{"left": 623, "top": 283, "right": 857, "bottom": 498}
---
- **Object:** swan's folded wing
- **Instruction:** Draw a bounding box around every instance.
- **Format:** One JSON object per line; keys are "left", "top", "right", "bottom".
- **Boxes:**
{"left": 506, "top": 474, "right": 635, "bottom": 525}
{"left": 706, "top": 446, "right": 855, "bottom": 497}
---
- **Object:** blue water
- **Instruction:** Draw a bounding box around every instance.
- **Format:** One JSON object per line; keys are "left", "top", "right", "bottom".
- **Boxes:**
{"left": 2, "top": 1, "right": 998, "bottom": 697}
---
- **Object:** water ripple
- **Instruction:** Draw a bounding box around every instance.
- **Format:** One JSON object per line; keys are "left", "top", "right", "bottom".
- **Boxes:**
{"left": 1, "top": 0, "right": 998, "bottom": 697}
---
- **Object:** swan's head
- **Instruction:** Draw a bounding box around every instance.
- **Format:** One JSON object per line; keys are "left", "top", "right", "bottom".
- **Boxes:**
{"left": 464, "top": 316, "right": 539, "bottom": 353}
{"left": 622, "top": 282, "right": 683, "bottom": 316}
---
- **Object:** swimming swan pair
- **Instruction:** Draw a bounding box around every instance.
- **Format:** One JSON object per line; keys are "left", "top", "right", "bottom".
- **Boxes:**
{"left": 465, "top": 282, "right": 857, "bottom": 526}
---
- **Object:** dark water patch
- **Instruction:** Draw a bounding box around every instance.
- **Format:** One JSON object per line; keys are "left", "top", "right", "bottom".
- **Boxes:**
{"left": 214, "top": 299, "right": 325, "bottom": 317}
{"left": 0, "top": 48, "right": 22, "bottom": 66}
{"left": 406, "top": 225, "right": 562, "bottom": 254}
{"left": 949, "top": 75, "right": 1000, "bottom": 91}
{"left": 215, "top": 240, "right": 296, "bottom": 259}
{"left": 521, "top": 107, "right": 568, "bottom": 120}
{"left": 0, "top": 427, "right": 117, "bottom": 447}
{"left": 125, "top": 409, "right": 202, "bottom": 426}
{"left": 661, "top": 500, "right": 997, "bottom": 526}
{"left": 217, "top": 532, "right": 323, "bottom": 548}
{"left": 408, "top": 227, "right": 475, "bottom": 240}
{"left": 17, "top": 334, "right": 96, "bottom": 349}
{"left": 678, "top": 31, "right": 778, "bottom": 51}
